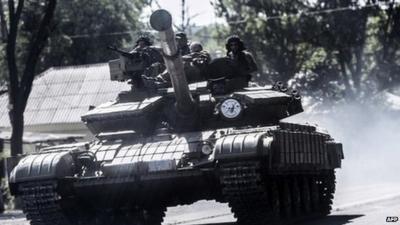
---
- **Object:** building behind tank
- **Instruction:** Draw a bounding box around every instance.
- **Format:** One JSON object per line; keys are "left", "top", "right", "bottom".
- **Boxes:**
{"left": 0, "top": 63, "right": 129, "bottom": 154}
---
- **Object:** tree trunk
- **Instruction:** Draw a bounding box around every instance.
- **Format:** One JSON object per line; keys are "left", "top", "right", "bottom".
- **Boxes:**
{"left": 6, "top": 0, "right": 57, "bottom": 156}
{"left": 353, "top": 47, "right": 364, "bottom": 92}
{"left": 338, "top": 53, "right": 354, "bottom": 99}
{"left": 9, "top": 107, "right": 24, "bottom": 156}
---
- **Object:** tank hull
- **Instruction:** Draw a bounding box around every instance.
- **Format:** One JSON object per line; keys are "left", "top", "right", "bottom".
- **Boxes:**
{"left": 9, "top": 123, "right": 343, "bottom": 225}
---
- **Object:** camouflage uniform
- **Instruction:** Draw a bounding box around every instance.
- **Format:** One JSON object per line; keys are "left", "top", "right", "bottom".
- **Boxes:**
{"left": 157, "top": 42, "right": 211, "bottom": 84}
{"left": 132, "top": 36, "right": 165, "bottom": 78}
{"left": 175, "top": 32, "right": 191, "bottom": 56}
{"left": 132, "top": 36, "right": 163, "bottom": 63}
{"left": 189, "top": 42, "right": 211, "bottom": 64}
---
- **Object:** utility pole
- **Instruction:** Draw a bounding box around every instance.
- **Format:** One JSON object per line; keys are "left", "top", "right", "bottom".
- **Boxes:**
{"left": 181, "top": 0, "right": 185, "bottom": 32}
{"left": 179, "top": 0, "right": 194, "bottom": 36}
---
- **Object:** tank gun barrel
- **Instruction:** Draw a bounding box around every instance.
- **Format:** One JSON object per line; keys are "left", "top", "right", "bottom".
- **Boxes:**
{"left": 150, "top": 9, "right": 195, "bottom": 114}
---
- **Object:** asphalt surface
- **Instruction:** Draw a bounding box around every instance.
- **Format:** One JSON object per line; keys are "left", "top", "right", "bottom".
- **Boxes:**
{"left": 1, "top": 183, "right": 400, "bottom": 225}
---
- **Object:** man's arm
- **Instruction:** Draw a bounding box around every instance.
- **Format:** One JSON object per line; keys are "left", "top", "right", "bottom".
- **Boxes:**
{"left": 245, "top": 51, "right": 258, "bottom": 73}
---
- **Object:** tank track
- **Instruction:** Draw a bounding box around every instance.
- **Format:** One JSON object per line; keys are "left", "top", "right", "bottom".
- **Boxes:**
{"left": 220, "top": 161, "right": 335, "bottom": 225}
{"left": 221, "top": 161, "right": 276, "bottom": 224}
{"left": 20, "top": 181, "right": 71, "bottom": 225}
{"left": 19, "top": 181, "right": 166, "bottom": 225}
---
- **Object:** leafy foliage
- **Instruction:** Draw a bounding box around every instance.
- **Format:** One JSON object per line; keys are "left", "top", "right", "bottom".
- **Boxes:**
{"left": 213, "top": 0, "right": 400, "bottom": 103}
{"left": 214, "top": 0, "right": 317, "bottom": 83}
{"left": 29, "top": 0, "right": 149, "bottom": 69}
{"left": 191, "top": 23, "right": 229, "bottom": 58}
{"left": 0, "top": 0, "right": 149, "bottom": 82}
{"left": 0, "top": 0, "right": 150, "bottom": 157}
{"left": 372, "top": 2, "right": 400, "bottom": 91}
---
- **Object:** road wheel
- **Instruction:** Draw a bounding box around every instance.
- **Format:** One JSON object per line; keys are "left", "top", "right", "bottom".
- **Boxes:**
{"left": 301, "top": 176, "right": 311, "bottom": 213}
{"left": 310, "top": 177, "right": 320, "bottom": 212}
{"left": 291, "top": 177, "right": 302, "bottom": 216}
{"left": 268, "top": 179, "right": 280, "bottom": 220}
{"left": 280, "top": 178, "right": 292, "bottom": 218}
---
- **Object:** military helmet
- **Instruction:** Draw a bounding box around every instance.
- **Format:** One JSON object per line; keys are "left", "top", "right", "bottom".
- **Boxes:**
{"left": 136, "top": 35, "right": 152, "bottom": 46}
{"left": 175, "top": 32, "right": 188, "bottom": 42}
{"left": 225, "top": 35, "right": 246, "bottom": 52}
{"left": 189, "top": 42, "right": 203, "bottom": 53}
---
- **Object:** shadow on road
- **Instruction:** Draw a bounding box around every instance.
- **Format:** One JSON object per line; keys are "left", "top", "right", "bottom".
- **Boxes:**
{"left": 189, "top": 215, "right": 365, "bottom": 225}
{"left": 295, "top": 214, "right": 365, "bottom": 225}
{"left": 0, "top": 211, "right": 26, "bottom": 220}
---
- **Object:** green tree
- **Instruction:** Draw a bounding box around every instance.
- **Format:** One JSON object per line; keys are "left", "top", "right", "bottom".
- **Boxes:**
{"left": 0, "top": 0, "right": 150, "bottom": 156}
{"left": 191, "top": 23, "right": 229, "bottom": 58}
{"left": 1, "top": 0, "right": 151, "bottom": 82}
{"left": 308, "top": 0, "right": 373, "bottom": 99}
{"left": 371, "top": 1, "right": 400, "bottom": 91}
{"left": 214, "top": 0, "right": 400, "bottom": 103}
{"left": 3, "top": 0, "right": 57, "bottom": 156}
{"left": 27, "top": 0, "right": 149, "bottom": 69}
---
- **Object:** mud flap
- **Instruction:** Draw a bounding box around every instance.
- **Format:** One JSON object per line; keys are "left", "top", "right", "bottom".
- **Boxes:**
{"left": 327, "top": 142, "right": 344, "bottom": 168}
{"left": 213, "top": 132, "right": 267, "bottom": 161}
{"left": 9, "top": 151, "right": 75, "bottom": 184}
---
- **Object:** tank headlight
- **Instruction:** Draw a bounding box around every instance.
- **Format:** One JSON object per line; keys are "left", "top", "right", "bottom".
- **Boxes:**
{"left": 201, "top": 143, "right": 213, "bottom": 155}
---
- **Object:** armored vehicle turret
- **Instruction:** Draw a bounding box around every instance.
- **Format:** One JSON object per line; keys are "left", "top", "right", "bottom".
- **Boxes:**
{"left": 7, "top": 10, "right": 343, "bottom": 225}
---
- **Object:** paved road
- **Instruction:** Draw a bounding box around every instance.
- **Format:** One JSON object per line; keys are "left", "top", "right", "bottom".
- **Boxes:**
{"left": 1, "top": 183, "right": 400, "bottom": 225}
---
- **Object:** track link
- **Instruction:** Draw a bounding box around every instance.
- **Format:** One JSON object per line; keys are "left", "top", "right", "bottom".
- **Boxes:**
{"left": 220, "top": 161, "right": 336, "bottom": 225}
{"left": 20, "top": 181, "right": 70, "bottom": 225}
{"left": 220, "top": 161, "right": 276, "bottom": 225}
{"left": 19, "top": 181, "right": 166, "bottom": 225}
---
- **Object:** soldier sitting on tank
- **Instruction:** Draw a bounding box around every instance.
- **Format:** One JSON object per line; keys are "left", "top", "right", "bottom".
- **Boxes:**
{"left": 206, "top": 36, "right": 258, "bottom": 93}
{"left": 183, "top": 42, "right": 211, "bottom": 81}
{"left": 187, "top": 41, "right": 211, "bottom": 64}
{"left": 142, "top": 33, "right": 189, "bottom": 87}
{"left": 175, "top": 32, "right": 191, "bottom": 56}
{"left": 132, "top": 35, "right": 165, "bottom": 78}
{"left": 225, "top": 35, "right": 258, "bottom": 82}
{"left": 154, "top": 41, "right": 211, "bottom": 85}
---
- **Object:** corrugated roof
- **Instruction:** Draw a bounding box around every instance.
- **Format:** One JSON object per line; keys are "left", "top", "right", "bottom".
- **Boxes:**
{"left": 0, "top": 131, "right": 85, "bottom": 143}
{"left": 0, "top": 63, "right": 130, "bottom": 127}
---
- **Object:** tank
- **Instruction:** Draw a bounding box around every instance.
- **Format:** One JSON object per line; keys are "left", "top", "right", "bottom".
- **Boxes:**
{"left": 7, "top": 9, "right": 343, "bottom": 225}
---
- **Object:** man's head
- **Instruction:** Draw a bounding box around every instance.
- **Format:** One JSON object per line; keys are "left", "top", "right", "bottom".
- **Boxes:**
{"left": 136, "top": 35, "right": 152, "bottom": 49}
{"left": 175, "top": 32, "right": 188, "bottom": 49}
{"left": 225, "top": 35, "right": 245, "bottom": 54}
{"left": 190, "top": 42, "right": 203, "bottom": 53}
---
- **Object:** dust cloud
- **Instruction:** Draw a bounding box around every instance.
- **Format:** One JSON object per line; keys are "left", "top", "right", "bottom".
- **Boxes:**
{"left": 287, "top": 102, "right": 400, "bottom": 188}
{"left": 165, "top": 102, "right": 400, "bottom": 220}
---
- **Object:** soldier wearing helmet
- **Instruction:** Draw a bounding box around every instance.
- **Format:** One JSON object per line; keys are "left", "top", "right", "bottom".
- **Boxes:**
{"left": 189, "top": 42, "right": 203, "bottom": 53}
{"left": 131, "top": 35, "right": 164, "bottom": 78}
{"left": 175, "top": 32, "right": 191, "bottom": 56}
{"left": 188, "top": 42, "right": 211, "bottom": 66}
{"left": 156, "top": 41, "right": 211, "bottom": 84}
{"left": 185, "top": 42, "right": 211, "bottom": 81}
{"left": 132, "top": 35, "right": 163, "bottom": 65}
{"left": 134, "top": 35, "right": 153, "bottom": 50}
{"left": 225, "top": 35, "right": 258, "bottom": 81}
